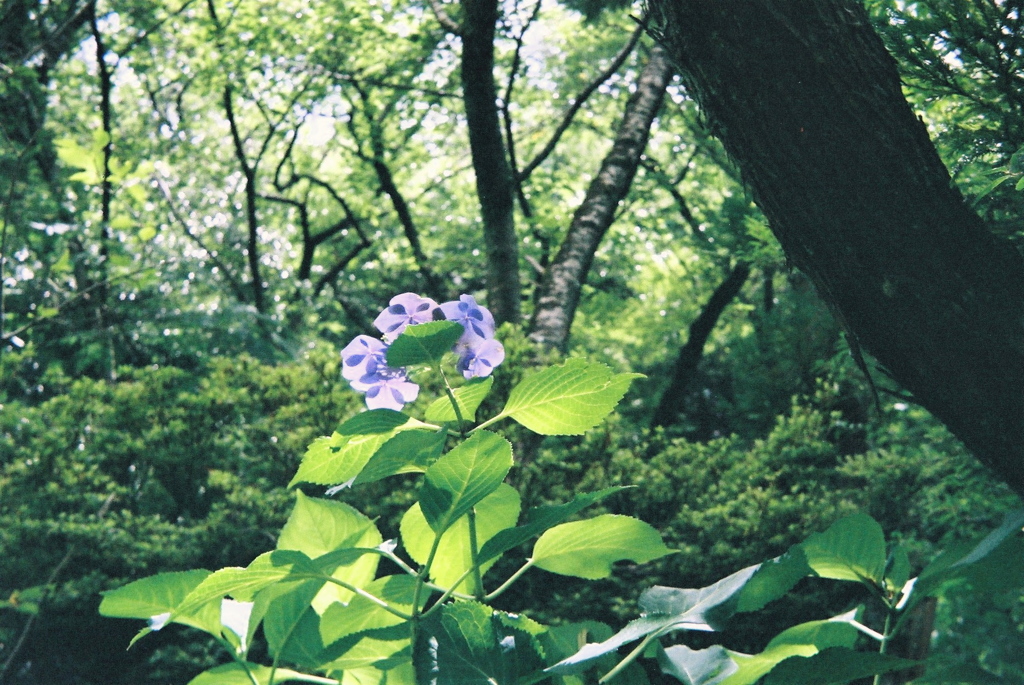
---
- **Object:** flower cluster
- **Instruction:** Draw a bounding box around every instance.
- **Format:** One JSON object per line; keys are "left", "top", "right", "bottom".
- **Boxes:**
{"left": 341, "top": 293, "right": 505, "bottom": 410}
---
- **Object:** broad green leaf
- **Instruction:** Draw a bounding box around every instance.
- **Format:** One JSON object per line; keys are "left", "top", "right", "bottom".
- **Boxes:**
{"left": 320, "top": 575, "right": 419, "bottom": 645}
{"left": 885, "top": 545, "right": 911, "bottom": 593}
{"left": 354, "top": 429, "right": 447, "bottom": 485}
{"left": 478, "top": 487, "right": 625, "bottom": 565}
{"left": 322, "top": 630, "right": 411, "bottom": 672}
{"left": 720, "top": 618, "right": 858, "bottom": 685}
{"left": 425, "top": 377, "right": 494, "bottom": 423}
{"left": 337, "top": 409, "right": 416, "bottom": 435}
{"left": 549, "top": 563, "right": 798, "bottom": 676}
{"left": 658, "top": 644, "right": 737, "bottom": 685}
{"left": 488, "top": 359, "right": 642, "bottom": 435}
{"left": 532, "top": 514, "right": 673, "bottom": 579}
{"left": 419, "top": 430, "right": 512, "bottom": 534}
{"left": 909, "top": 508, "right": 1024, "bottom": 609}
{"left": 386, "top": 320, "right": 464, "bottom": 366}
{"left": 401, "top": 483, "right": 521, "bottom": 593}
{"left": 640, "top": 565, "right": 761, "bottom": 632}
{"left": 99, "top": 569, "right": 220, "bottom": 637}
{"left": 289, "top": 410, "right": 424, "bottom": 487}
{"left": 547, "top": 615, "right": 670, "bottom": 675}
{"left": 413, "top": 602, "right": 546, "bottom": 685}
{"left": 721, "top": 547, "right": 813, "bottom": 616}
{"left": 186, "top": 662, "right": 308, "bottom": 685}
{"left": 762, "top": 647, "right": 916, "bottom": 684}
{"left": 800, "top": 513, "right": 886, "bottom": 584}
{"left": 277, "top": 492, "right": 383, "bottom": 611}
{"left": 256, "top": 578, "right": 326, "bottom": 667}
{"left": 171, "top": 550, "right": 315, "bottom": 623}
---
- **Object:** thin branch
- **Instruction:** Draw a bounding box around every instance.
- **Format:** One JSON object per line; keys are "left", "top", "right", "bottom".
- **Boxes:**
{"left": 428, "top": 0, "right": 462, "bottom": 35}
{"left": 502, "top": 0, "right": 543, "bottom": 216}
{"left": 517, "top": 22, "right": 644, "bottom": 183}
{"left": 222, "top": 84, "right": 266, "bottom": 312}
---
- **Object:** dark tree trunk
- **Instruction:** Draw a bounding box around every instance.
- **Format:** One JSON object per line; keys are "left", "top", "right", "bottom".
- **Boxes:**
{"left": 461, "top": 0, "right": 520, "bottom": 324}
{"left": 647, "top": 0, "right": 1024, "bottom": 495}
{"left": 652, "top": 262, "right": 751, "bottom": 429}
{"left": 529, "top": 45, "right": 673, "bottom": 350}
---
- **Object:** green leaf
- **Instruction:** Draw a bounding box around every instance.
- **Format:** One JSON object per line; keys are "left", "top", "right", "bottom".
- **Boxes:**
{"left": 186, "top": 662, "right": 308, "bottom": 685}
{"left": 320, "top": 575, "right": 419, "bottom": 645}
{"left": 354, "top": 429, "right": 447, "bottom": 485}
{"left": 171, "top": 550, "right": 315, "bottom": 624}
{"left": 99, "top": 569, "right": 220, "bottom": 636}
{"left": 489, "top": 359, "right": 642, "bottom": 435}
{"left": 277, "top": 492, "right": 382, "bottom": 611}
{"left": 720, "top": 618, "right": 858, "bottom": 685}
{"left": 419, "top": 430, "right": 513, "bottom": 534}
{"left": 255, "top": 578, "right": 326, "bottom": 667}
{"left": 800, "top": 513, "right": 886, "bottom": 584}
{"left": 386, "top": 320, "right": 464, "bottom": 366}
{"left": 289, "top": 410, "right": 424, "bottom": 487}
{"left": 762, "top": 647, "right": 917, "bottom": 685}
{"left": 730, "top": 547, "right": 812, "bottom": 615}
{"left": 549, "top": 563, "right": 795, "bottom": 676}
{"left": 413, "top": 602, "right": 546, "bottom": 685}
{"left": 532, "top": 514, "right": 673, "bottom": 579}
{"left": 885, "top": 545, "right": 911, "bottom": 593}
{"left": 658, "top": 644, "right": 737, "bottom": 685}
{"left": 138, "top": 225, "right": 157, "bottom": 241}
{"left": 425, "top": 377, "right": 494, "bottom": 423}
{"left": 401, "top": 483, "right": 520, "bottom": 593}
{"left": 909, "top": 508, "right": 1024, "bottom": 607}
{"left": 321, "top": 631, "right": 410, "bottom": 673}
{"left": 337, "top": 409, "right": 415, "bottom": 435}
{"left": 478, "top": 487, "right": 626, "bottom": 565}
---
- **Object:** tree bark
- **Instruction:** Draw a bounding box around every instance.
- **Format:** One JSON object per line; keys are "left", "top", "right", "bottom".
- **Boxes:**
{"left": 529, "top": 45, "right": 673, "bottom": 350}
{"left": 461, "top": 0, "right": 520, "bottom": 324}
{"left": 647, "top": 0, "right": 1024, "bottom": 494}
{"left": 652, "top": 262, "right": 751, "bottom": 429}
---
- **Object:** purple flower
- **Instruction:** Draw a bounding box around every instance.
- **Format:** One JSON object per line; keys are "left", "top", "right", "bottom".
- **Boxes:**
{"left": 340, "top": 334, "right": 419, "bottom": 410}
{"left": 440, "top": 295, "right": 495, "bottom": 342}
{"left": 364, "top": 376, "right": 420, "bottom": 411}
{"left": 374, "top": 293, "right": 440, "bottom": 340}
{"left": 455, "top": 338, "right": 505, "bottom": 379}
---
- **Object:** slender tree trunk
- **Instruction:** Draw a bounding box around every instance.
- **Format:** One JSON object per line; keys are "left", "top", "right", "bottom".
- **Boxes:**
{"left": 652, "top": 262, "right": 750, "bottom": 428}
{"left": 529, "top": 45, "right": 673, "bottom": 350}
{"left": 647, "top": 0, "right": 1024, "bottom": 494}
{"left": 461, "top": 0, "right": 520, "bottom": 324}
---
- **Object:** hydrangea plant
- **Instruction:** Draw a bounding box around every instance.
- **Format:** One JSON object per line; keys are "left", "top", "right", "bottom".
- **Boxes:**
{"left": 98, "top": 293, "right": 1024, "bottom": 684}
{"left": 99, "top": 293, "right": 672, "bottom": 684}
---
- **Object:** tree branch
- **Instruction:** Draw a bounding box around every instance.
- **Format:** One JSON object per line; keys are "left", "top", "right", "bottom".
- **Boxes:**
{"left": 517, "top": 22, "right": 644, "bottom": 184}
{"left": 651, "top": 262, "right": 751, "bottom": 428}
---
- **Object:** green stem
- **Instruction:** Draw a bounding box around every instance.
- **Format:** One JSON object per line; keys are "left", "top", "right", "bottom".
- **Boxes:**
{"left": 216, "top": 636, "right": 260, "bottom": 685}
{"left": 438, "top": 364, "right": 467, "bottom": 428}
{"left": 292, "top": 574, "right": 413, "bottom": 620}
{"left": 599, "top": 632, "right": 659, "bottom": 683}
{"left": 872, "top": 610, "right": 895, "bottom": 685}
{"left": 467, "top": 508, "right": 485, "bottom": 600}
{"left": 484, "top": 559, "right": 535, "bottom": 602}
{"left": 471, "top": 412, "right": 508, "bottom": 433}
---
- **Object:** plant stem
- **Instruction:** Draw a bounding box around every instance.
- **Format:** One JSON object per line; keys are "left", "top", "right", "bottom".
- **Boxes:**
{"left": 484, "top": 559, "right": 535, "bottom": 602}
{"left": 438, "top": 364, "right": 466, "bottom": 428}
{"left": 467, "top": 508, "right": 486, "bottom": 599}
{"left": 872, "top": 610, "right": 895, "bottom": 685}
{"left": 599, "top": 632, "right": 659, "bottom": 683}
